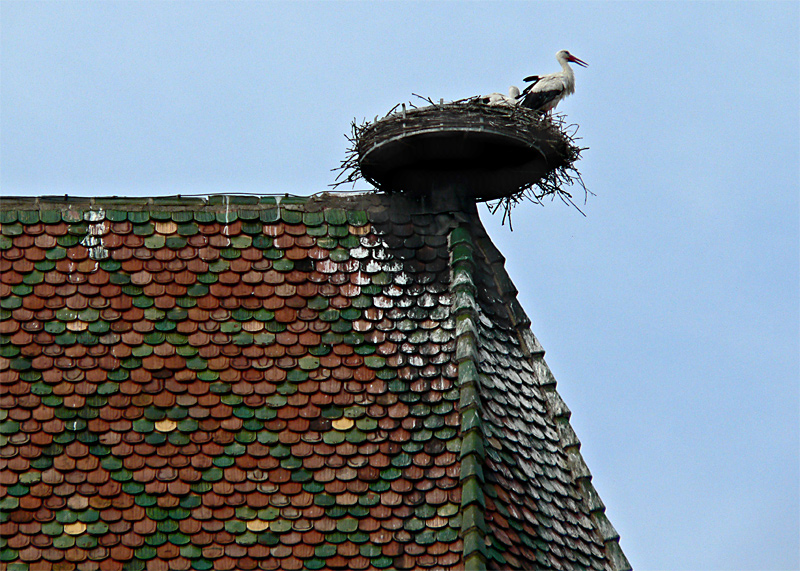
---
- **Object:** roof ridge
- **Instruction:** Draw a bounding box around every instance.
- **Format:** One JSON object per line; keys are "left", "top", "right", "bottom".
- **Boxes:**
{"left": 469, "top": 214, "right": 632, "bottom": 571}
{"left": 449, "top": 222, "right": 488, "bottom": 571}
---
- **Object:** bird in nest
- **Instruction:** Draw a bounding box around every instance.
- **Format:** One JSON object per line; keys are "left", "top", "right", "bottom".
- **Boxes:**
{"left": 519, "top": 49, "right": 588, "bottom": 115}
{"left": 479, "top": 50, "right": 588, "bottom": 115}
{"left": 479, "top": 85, "right": 522, "bottom": 107}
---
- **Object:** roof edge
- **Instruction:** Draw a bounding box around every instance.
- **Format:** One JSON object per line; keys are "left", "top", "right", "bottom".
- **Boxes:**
{"left": 469, "top": 211, "right": 632, "bottom": 571}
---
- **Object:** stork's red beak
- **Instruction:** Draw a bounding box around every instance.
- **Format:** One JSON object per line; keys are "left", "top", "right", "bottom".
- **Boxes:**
{"left": 568, "top": 55, "right": 588, "bottom": 67}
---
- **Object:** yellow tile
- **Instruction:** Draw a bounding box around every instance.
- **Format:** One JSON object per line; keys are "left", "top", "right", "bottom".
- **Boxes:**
{"left": 155, "top": 419, "right": 177, "bottom": 432}
{"left": 332, "top": 418, "right": 354, "bottom": 431}
{"left": 64, "top": 522, "right": 86, "bottom": 535}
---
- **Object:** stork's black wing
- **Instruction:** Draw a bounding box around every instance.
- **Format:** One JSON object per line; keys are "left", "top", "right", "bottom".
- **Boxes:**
{"left": 520, "top": 89, "right": 559, "bottom": 112}
{"left": 520, "top": 75, "right": 541, "bottom": 96}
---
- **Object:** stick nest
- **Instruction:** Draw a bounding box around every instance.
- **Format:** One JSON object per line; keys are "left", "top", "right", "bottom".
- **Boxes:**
{"left": 333, "top": 96, "right": 590, "bottom": 224}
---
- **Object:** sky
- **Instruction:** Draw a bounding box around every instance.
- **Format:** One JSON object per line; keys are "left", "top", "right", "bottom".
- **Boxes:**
{"left": 1, "top": 1, "right": 798, "bottom": 569}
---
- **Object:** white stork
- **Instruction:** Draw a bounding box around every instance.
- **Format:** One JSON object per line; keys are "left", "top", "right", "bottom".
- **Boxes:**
{"left": 480, "top": 85, "right": 521, "bottom": 106}
{"left": 520, "top": 50, "right": 588, "bottom": 115}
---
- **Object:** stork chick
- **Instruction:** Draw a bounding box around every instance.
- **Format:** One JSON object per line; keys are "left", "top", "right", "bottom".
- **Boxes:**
{"left": 520, "top": 50, "right": 588, "bottom": 115}
{"left": 480, "top": 85, "right": 521, "bottom": 106}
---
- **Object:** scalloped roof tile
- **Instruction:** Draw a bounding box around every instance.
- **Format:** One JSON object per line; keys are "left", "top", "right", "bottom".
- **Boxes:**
{"left": 0, "top": 193, "right": 629, "bottom": 571}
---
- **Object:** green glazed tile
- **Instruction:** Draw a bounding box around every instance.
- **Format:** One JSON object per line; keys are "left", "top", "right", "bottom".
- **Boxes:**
{"left": 168, "top": 432, "right": 190, "bottom": 446}
{"left": 290, "top": 468, "right": 311, "bottom": 482}
{"left": 180, "top": 495, "right": 202, "bottom": 509}
{"left": 229, "top": 235, "right": 251, "bottom": 249}
{"left": 105, "top": 210, "right": 127, "bottom": 222}
{"left": 144, "top": 234, "right": 165, "bottom": 249}
{"left": 346, "top": 506, "right": 368, "bottom": 519}
{"left": 132, "top": 296, "right": 154, "bottom": 309}
{"left": 239, "top": 221, "right": 261, "bottom": 235}
{"left": 416, "top": 529, "right": 436, "bottom": 545}
{"left": 187, "top": 284, "right": 209, "bottom": 297}
{"left": 313, "top": 493, "right": 335, "bottom": 508}
{"left": 0, "top": 297, "right": 21, "bottom": 310}
{"left": 177, "top": 222, "right": 199, "bottom": 236}
{"left": 181, "top": 544, "right": 203, "bottom": 559}
{"left": 329, "top": 248, "right": 349, "bottom": 262}
{"left": 354, "top": 494, "right": 379, "bottom": 509}
{"left": 272, "top": 258, "right": 293, "bottom": 271}
{"left": 133, "top": 223, "right": 154, "bottom": 236}
{"left": 144, "top": 432, "right": 166, "bottom": 446}
{"left": 346, "top": 210, "right": 368, "bottom": 226}
{"left": 372, "top": 556, "right": 394, "bottom": 568}
{"left": 0, "top": 210, "right": 18, "bottom": 224}
{"left": 166, "top": 307, "right": 188, "bottom": 321}
{"left": 77, "top": 534, "right": 98, "bottom": 548}
{"left": 360, "top": 544, "right": 382, "bottom": 558}
{"left": 18, "top": 210, "right": 40, "bottom": 224}
{"left": 252, "top": 234, "right": 273, "bottom": 249}
{"left": 326, "top": 531, "right": 347, "bottom": 544}
{"left": 149, "top": 210, "right": 172, "bottom": 221}
{"left": 262, "top": 247, "right": 282, "bottom": 260}
{"left": 316, "top": 236, "right": 337, "bottom": 250}
{"left": 0, "top": 346, "right": 20, "bottom": 361}
{"left": 165, "top": 236, "right": 187, "bottom": 249}
{"left": 303, "top": 211, "right": 324, "bottom": 227}
{"left": 0, "top": 550, "right": 19, "bottom": 563}
{"left": 260, "top": 208, "right": 279, "bottom": 223}
{"left": 193, "top": 211, "right": 215, "bottom": 223}
{"left": 41, "top": 521, "right": 63, "bottom": 536}
{"left": 208, "top": 259, "right": 229, "bottom": 272}
{"left": 38, "top": 209, "right": 61, "bottom": 223}
{"left": 135, "top": 545, "right": 158, "bottom": 560}
{"left": 78, "top": 509, "right": 100, "bottom": 523}
{"left": 450, "top": 225, "right": 473, "bottom": 246}
{"left": 307, "top": 224, "right": 328, "bottom": 237}
{"left": 225, "top": 520, "right": 247, "bottom": 534}
{"left": 56, "top": 510, "right": 78, "bottom": 524}
{"left": 215, "top": 211, "right": 237, "bottom": 224}
{"left": 166, "top": 407, "right": 188, "bottom": 421}
{"left": 238, "top": 209, "right": 259, "bottom": 220}
{"left": 132, "top": 345, "right": 153, "bottom": 358}
{"left": 201, "top": 467, "right": 223, "bottom": 481}
{"left": 1, "top": 223, "right": 22, "bottom": 236}
{"left": 269, "top": 519, "right": 291, "bottom": 533}
{"left": 109, "top": 273, "right": 130, "bottom": 285}
{"left": 128, "top": 211, "right": 150, "bottom": 223}
{"left": 280, "top": 209, "right": 302, "bottom": 224}
{"left": 303, "top": 481, "right": 325, "bottom": 494}
{"left": 324, "top": 208, "right": 347, "bottom": 225}
{"left": 338, "top": 233, "right": 359, "bottom": 248}
{"left": 236, "top": 531, "right": 257, "bottom": 546}
{"left": 56, "top": 234, "right": 80, "bottom": 247}
{"left": 171, "top": 507, "right": 191, "bottom": 520}
{"left": 52, "top": 535, "right": 75, "bottom": 549}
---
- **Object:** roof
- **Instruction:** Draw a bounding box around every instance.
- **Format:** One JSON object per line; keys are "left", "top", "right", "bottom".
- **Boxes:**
{"left": 0, "top": 193, "right": 630, "bottom": 571}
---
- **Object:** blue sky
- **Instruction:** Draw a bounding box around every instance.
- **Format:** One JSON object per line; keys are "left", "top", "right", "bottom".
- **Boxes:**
{"left": 2, "top": 1, "right": 798, "bottom": 569}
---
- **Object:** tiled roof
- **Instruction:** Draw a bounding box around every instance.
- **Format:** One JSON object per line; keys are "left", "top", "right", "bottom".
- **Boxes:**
{"left": 0, "top": 194, "right": 630, "bottom": 571}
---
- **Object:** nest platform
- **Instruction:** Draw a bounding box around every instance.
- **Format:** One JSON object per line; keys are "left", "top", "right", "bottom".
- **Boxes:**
{"left": 355, "top": 101, "right": 575, "bottom": 202}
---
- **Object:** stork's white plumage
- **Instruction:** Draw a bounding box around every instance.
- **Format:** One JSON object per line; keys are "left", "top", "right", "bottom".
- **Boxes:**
{"left": 520, "top": 50, "right": 588, "bottom": 114}
{"left": 480, "top": 85, "right": 521, "bottom": 106}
